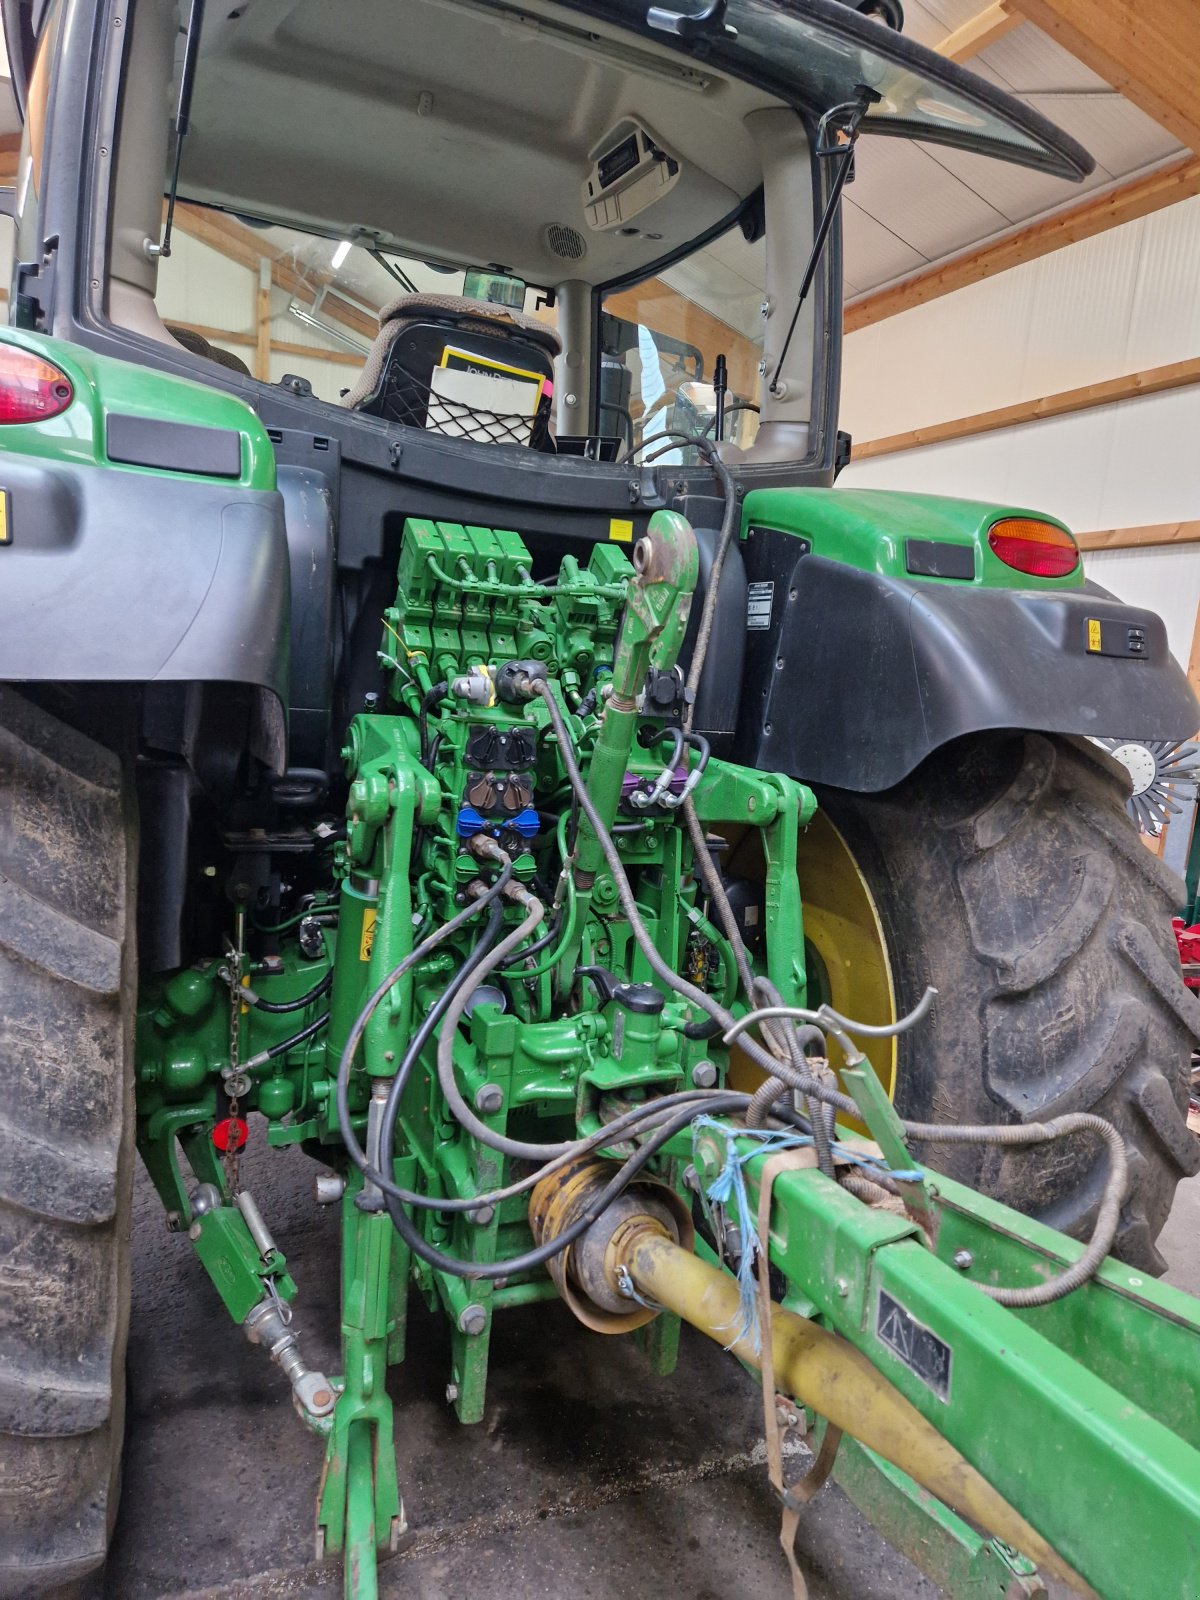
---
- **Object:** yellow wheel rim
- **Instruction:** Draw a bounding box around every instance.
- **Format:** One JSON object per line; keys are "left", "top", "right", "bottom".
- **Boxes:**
{"left": 795, "top": 810, "right": 897, "bottom": 1100}
{"left": 726, "top": 810, "right": 897, "bottom": 1104}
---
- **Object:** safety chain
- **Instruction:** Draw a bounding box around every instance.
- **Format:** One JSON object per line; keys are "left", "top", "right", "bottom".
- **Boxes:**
{"left": 222, "top": 907, "right": 249, "bottom": 1193}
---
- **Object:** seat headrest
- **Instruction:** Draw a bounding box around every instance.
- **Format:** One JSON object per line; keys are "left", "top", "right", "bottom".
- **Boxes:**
{"left": 377, "top": 292, "right": 562, "bottom": 358}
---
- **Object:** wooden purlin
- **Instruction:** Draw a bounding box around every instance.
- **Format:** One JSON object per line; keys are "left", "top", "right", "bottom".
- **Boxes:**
{"left": 1006, "top": 0, "right": 1200, "bottom": 153}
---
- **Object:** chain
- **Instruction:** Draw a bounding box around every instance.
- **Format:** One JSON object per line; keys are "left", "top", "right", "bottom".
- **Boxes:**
{"left": 223, "top": 906, "right": 248, "bottom": 1193}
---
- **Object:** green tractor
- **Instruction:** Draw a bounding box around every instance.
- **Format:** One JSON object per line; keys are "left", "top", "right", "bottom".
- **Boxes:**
{"left": 3, "top": 0, "right": 1200, "bottom": 1596}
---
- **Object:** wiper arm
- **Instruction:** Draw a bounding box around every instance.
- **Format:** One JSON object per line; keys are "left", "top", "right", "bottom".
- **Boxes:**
{"left": 368, "top": 249, "right": 420, "bottom": 295}
{"left": 767, "top": 84, "right": 880, "bottom": 396}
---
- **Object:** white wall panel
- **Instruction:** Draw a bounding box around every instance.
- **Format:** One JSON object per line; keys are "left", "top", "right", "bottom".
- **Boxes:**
{"left": 842, "top": 195, "right": 1200, "bottom": 445}
{"left": 840, "top": 382, "right": 1200, "bottom": 533}
{"left": 154, "top": 233, "right": 254, "bottom": 336}
{"left": 1084, "top": 547, "right": 1200, "bottom": 669}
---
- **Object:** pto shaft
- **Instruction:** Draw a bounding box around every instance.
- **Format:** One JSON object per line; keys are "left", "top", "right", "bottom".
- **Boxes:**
{"left": 617, "top": 1221, "right": 1088, "bottom": 1593}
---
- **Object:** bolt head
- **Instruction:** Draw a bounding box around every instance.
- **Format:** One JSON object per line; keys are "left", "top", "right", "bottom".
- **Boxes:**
{"left": 469, "top": 1204, "right": 495, "bottom": 1228}
{"left": 458, "top": 1304, "right": 487, "bottom": 1337}
{"left": 474, "top": 1083, "right": 504, "bottom": 1116}
{"left": 445, "top": 1383, "right": 459, "bottom": 1404}
{"left": 953, "top": 1249, "right": 974, "bottom": 1271}
{"left": 835, "top": 1276, "right": 850, "bottom": 1298}
{"left": 691, "top": 1061, "right": 718, "bottom": 1089}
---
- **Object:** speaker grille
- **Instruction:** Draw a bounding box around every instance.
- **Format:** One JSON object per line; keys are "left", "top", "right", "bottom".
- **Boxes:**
{"left": 544, "top": 223, "right": 586, "bottom": 261}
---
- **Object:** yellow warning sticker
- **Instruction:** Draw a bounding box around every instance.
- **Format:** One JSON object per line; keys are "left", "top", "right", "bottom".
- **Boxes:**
{"left": 609, "top": 518, "right": 633, "bottom": 544}
{"left": 1086, "top": 618, "right": 1102, "bottom": 653}
{"left": 359, "top": 907, "right": 377, "bottom": 963}
{"left": 0, "top": 490, "right": 9, "bottom": 544}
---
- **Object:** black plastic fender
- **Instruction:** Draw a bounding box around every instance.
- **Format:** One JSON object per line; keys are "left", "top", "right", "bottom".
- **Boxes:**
{"left": 0, "top": 453, "right": 290, "bottom": 764}
{"left": 733, "top": 550, "right": 1200, "bottom": 792}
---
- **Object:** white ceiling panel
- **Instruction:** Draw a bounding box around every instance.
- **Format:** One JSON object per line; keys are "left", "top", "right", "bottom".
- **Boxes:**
{"left": 1022, "top": 93, "right": 1181, "bottom": 178}
{"left": 893, "top": 0, "right": 947, "bottom": 49}
{"left": 914, "top": 138, "right": 1108, "bottom": 224}
{"left": 848, "top": 140, "right": 1011, "bottom": 261}
{"left": 841, "top": 197, "right": 929, "bottom": 289}
{"left": 980, "top": 26, "right": 1111, "bottom": 93}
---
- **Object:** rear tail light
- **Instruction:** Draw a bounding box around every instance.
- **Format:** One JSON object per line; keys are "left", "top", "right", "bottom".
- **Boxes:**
{"left": 987, "top": 517, "right": 1079, "bottom": 578}
{"left": 0, "top": 345, "right": 74, "bottom": 424}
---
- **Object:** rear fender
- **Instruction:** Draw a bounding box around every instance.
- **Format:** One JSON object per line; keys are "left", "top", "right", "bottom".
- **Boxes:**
{"left": 734, "top": 490, "right": 1199, "bottom": 793}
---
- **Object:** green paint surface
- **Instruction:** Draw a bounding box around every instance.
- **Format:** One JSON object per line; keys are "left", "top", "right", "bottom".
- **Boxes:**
{"left": 0, "top": 327, "right": 275, "bottom": 489}
{"left": 743, "top": 487, "right": 1083, "bottom": 590}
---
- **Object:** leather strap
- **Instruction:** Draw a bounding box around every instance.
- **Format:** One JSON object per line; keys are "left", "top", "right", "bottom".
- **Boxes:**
{"left": 756, "top": 1149, "right": 841, "bottom": 1600}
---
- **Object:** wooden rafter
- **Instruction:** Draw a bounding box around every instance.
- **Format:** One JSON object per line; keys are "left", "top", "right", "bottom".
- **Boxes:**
{"left": 853, "top": 355, "right": 1200, "bottom": 460}
{"left": 1006, "top": 0, "right": 1200, "bottom": 153}
{"left": 1076, "top": 522, "right": 1200, "bottom": 553}
{"left": 845, "top": 152, "right": 1200, "bottom": 334}
{"left": 934, "top": 2, "right": 1021, "bottom": 63}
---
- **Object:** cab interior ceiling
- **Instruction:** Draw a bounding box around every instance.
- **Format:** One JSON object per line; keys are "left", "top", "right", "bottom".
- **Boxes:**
{"left": 176, "top": 0, "right": 783, "bottom": 289}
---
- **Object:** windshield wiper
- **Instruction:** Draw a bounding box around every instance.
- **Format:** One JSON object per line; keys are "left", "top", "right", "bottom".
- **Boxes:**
{"left": 768, "top": 83, "right": 880, "bottom": 396}
{"left": 368, "top": 248, "right": 419, "bottom": 296}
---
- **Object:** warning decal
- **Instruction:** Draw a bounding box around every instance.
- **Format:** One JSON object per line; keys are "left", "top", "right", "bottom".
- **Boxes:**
{"left": 876, "top": 1288, "right": 952, "bottom": 1400}
{"left": 747, "top": 581, "right": 774, "bottom": 630}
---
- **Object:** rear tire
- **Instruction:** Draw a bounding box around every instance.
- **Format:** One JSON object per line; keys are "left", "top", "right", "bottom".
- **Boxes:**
{"left": 0, "top": 689, "right": 135, "bottom": 1598}
{"left": 817, "top": 732, "right": 1200, "bottom": 1272}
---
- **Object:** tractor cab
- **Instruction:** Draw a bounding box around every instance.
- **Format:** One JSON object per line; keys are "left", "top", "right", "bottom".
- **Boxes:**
{"left": 8, "top": 0, "right": 1089, "bottom": 482}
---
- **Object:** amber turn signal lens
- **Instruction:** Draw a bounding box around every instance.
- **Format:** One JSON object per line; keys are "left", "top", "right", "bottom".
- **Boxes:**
{"left": 987, "top": 517, "right": 1079, "bottom": 579}
{"left": 0, "top": 344, "right": 74, "bottom": 424}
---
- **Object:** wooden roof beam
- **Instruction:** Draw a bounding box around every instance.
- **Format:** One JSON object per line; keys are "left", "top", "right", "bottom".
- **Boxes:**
{"left": 934, "top": 2, "right": 1022, "bottom": 63}
{"left": 1006, "top": 0, "right": 1200, "bottom": 152}
{"left": 845, "top": 151, "right": 1200, "bottom": 333}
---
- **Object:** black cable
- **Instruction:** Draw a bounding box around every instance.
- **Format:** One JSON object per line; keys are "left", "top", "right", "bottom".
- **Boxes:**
{"left": 334, "top": 865, "right": 515, "bottom": 1178}
{"left": 419, "top": 682, "right": 448, "bottom": 768}
{"left": 382, "top": 1092, "right": 749, "bottom": 1280}
{"left": 498, "top": 905, "right": 562, "bottom": 971}
{"left": 246, "top": 970, "right": 333, "bottom": 1013}
{"left": 256, "top": 1010, "right": 329, "bottom": 1062}
{"left": 376, "top": 901, "right": 507, "bottom": 1214}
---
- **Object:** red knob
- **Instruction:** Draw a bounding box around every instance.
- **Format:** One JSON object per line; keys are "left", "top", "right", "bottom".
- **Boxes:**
{"left": 212, "top": 1116, "right": 248, "bottom": 1152}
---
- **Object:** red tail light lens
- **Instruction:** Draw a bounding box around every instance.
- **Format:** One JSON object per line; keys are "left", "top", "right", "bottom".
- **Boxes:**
{"left": 987, "top": 517, "right": 1079, "bottom": 579}
{"left": 0, "top": 345, "right": 74, "bottom": 423}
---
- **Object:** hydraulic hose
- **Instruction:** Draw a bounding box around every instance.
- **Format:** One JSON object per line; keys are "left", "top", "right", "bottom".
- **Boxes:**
{"left": 244, "top": 1010, "right": 329, "bottom": 1068}
{"left": 537, "top": 683, "right": 1129, "bottom": 1308}
{"left": 380, "top": 1092, "right": 750, "bottom": 1281}
{"left": 419, "top": 681, "right": 448, "bottom": 767}
{"left": 334, "top": 863, "right": 515, "bottom": 1178}
{"left": 244, "top": 970, "right": 333, "bottom": 1013}
{"left": 434, "top": 885, "right": 581, "bottom": 1160}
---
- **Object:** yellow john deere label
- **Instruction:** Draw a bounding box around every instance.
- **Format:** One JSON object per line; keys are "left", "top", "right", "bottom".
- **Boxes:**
{"left": 1087, "top": 618, "right": 1102, "bottom": 653}
{"left": 609, "top": 518, "right": 633, "bottom": 543}
{"left": 0, "top": 490, "right": 9, "bottom": 544}
{"left": 359, "top": 907, "right": 377, "bottom": 962}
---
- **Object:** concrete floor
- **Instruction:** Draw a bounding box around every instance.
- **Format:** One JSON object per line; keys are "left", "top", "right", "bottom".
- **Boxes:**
{"left": 105, "top": 1143, "right": 1200, "bottom": 1600}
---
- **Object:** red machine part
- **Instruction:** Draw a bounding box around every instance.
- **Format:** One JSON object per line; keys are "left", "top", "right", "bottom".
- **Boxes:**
{"left": 212, "top": 1116, "right": 248, "bottom": 1152}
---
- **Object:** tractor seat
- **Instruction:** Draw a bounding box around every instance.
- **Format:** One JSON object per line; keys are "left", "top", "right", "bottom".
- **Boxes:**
{"left": 343, "top": 292, "right": 560, "bottom": 451}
